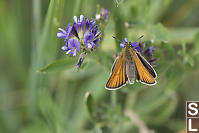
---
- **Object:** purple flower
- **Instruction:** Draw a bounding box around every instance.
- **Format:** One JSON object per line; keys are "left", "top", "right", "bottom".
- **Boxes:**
{"left": 57, "top": 24, "right": 72, "bottom": 40}
{"left": 143, "top": 45, "right": 159, "bottom": 66}
{"left": 120, "top": 42, "right": 125, "bottom": 48}
{"left": 85, "top": 18, "right": 96, "bottom": 32}
{"left": 58, "top": 14, "right": 101, "bottom": 58}
{"left": 62, "top": 39, "right": 81, "bottom": 56}
{"left": 120, "top": 38, "right": 128, "bottom": 48}
{"left": 96, "top": 8, "right": 109, "bottom": 22}
{"left": 131, "top": 42, "right": 142, "bottom": 53}
{"left": 73, "top": 15, "right": 85, "bottom": 37}
{"left": 101, "top": 8, "right": 109, "bottom": 21}
{"left": 144, "top": 46, "right": 154, "bottom": 57}
{"left": 83, "top": 32, "right": 95, "bottom": 49}
{"left": 139, "top": 41, "right": 159, "bottom": 66}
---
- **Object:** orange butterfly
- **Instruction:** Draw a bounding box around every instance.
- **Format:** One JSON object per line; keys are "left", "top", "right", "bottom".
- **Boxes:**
{"left": 105, "top": 36, "right": 157, "bottom": 90}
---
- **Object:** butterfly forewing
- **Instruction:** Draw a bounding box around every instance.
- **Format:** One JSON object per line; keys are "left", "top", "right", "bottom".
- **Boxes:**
{"left": 106, "top": 53, "right": 127, "bottom": 90}
{"left": 111, "top": 56, "right": 119, "bottom": 72}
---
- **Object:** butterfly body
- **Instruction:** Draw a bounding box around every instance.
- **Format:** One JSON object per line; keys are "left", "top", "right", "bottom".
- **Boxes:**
{"left": 105, "top": 42, "right": 157, "bottom": 90}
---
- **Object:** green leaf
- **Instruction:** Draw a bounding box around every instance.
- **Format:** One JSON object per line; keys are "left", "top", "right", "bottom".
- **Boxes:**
{"left": 38, "top": 57, "right": 77, "bottom": 73}
{"left": 169, "top": 27, "right": 199, "bottom": 44}
{"left": 116, "top": 0, "right": 123, "bottom": 4}
{"left": 114, "top": 0, "right": 123, "bottom": 6}
{"left": 38, "top": 89, "right": 60, "bottom": 132}
{"left": 84, "top": 92, "right": 95, "bottom": 119}
{"left": 28, "top": 0, "right": 65, "bottom": 114}
{"left": 193, "top": 32, "right": 199, "bottom": 58}
{"left": 150, "top": 23, "right": 169, "bottom": 42}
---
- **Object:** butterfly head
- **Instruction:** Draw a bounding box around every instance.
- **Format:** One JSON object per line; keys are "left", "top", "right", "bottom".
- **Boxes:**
{"left": 112, "top": 36, "right": 143, "bottom": 53}
{"left": 120, "top": 39, "right": 142, "bottom": 53}
{"left": 119, "top": 38, "right": 131, "bottom": 48}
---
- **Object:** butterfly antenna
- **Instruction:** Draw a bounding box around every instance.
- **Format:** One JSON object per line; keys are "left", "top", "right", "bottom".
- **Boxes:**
{"left": 137, "top": 35, "right": 144, "bottom": 41}
{"left": 112, "top": 36, "right": 122, "bottom": 43}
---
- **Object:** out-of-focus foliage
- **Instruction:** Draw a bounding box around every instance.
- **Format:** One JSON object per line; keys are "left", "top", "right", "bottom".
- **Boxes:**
{"left": 1, "top": 0, "right": 199, "bottom": 133}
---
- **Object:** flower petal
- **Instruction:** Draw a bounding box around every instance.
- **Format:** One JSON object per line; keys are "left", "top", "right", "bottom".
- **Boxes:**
{"left": 61, "top": 46, "right": 68, "bottom": 51}
{"left": 144, "top": 46, "right": 154, "bottom": 56}
{"left": 57, "top": 32, "right": 66, "bottom": 38}
{"left": 136, "top": 47, "right": 142, "bottom": 53}
{"left": 73, "top": 49, "right": 77, "bottom": 56}
{"left": 131, "top": 42, "right": 142, "bottom": 53}
{"left": 73, "top": 16, "right": 77, "bottom": 23}
{"left": 58, "top": 28, "right": 67, "bottom": 34}
{"left": 70, "top": 26, "right": 79, "bottom": 38}
{"left": 66, "top": 23, "right": 72, "bottom": 38}
{"left": 96, "top": 14, "right": 100, "bottom": 20}
{"left": 131, "top": 42, "right": 138, "bottom": 47}
{"left": 92, "top": 25, "right": 98, "bottom": 35}
{"left": 65, "top": 49, "right": 72, "bottom": 54}
{"left": 120, "top": 42, "right": 125, "bottom": 48}
{"left": 57, "top": 28, "right": 67, "bottom": 39}
{"left": 83, "top": 32, "right": 95, "bottom": 45}
{"left": 124, "top": 38, "right": 129, "bottom": 43}
{"left": 95, "top": 32, "right": 101, "bottom": 38}
{"left": 93, "top": 37, "right": 101, "bottom": 44}
{"left": 68, "top": 39, "right": 81, "bottom": 52}
{"left": 85, "top": 18, "right": 96, "bottom": 31}
{"left": 68, "top": 39, "right": 73, "bottom": 48}
{"left": 74, "top": 41, "right": 81, "bottom": 51}
{"left": 87, "top": 43, "right": 92, "bottom": 49}
{"left": 80, "top": 15, "right": 84, "bottom": 22}
{"left": 100, "top": 8, "right": 109, "bottom": 21}
{"left": 90, "top": 42, "right": 95, "bottom": 47}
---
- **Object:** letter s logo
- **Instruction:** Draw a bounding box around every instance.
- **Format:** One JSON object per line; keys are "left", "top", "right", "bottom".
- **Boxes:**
{"left": 188, "top": 103, "right": 198, "bottom": 116}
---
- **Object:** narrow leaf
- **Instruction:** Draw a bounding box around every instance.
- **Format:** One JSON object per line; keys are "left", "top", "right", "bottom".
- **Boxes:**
{"left": 38, "top": 57, "right": 77, "bottom": 73}
{"left": 115, "top": 0, "right": 123, "bottom": 6}
{"left": 84, "top": 92, "right": 96, "bottom": 120}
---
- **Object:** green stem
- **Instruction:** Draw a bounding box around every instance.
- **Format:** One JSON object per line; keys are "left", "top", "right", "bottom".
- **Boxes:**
{"left": 27, "top": 0, "right": 41, "bottom": 116}
{"left": 113, "top": 5, "right": 127, "bottom": 51}
{"left": 32, "top": 0, "right": 41, "bottom": 45}
{"left": 73, "top": 0, "right": 82, "bottom": 16}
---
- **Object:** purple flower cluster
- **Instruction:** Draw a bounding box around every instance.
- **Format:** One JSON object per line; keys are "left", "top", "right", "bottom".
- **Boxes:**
{"left": 96, "top": 8, "right": 109, "bottom": 22}
{"left": 57, "top": 15, "right": 101, "bottom": 56}
{"left": 120, "top": 38, "right": 158, "bottom": 66}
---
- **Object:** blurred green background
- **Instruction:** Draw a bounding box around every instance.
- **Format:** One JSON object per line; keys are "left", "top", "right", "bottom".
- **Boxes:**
{"left": 1, "top": 0, "right": 199, "bottom": 132}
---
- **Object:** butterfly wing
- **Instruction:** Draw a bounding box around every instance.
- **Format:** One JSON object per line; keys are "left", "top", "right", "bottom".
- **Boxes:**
{"left": 132, "top": 50, "right": 156, "bottom": 85}
{"left": 111, "top": 56, "right": 119, "bottom": 73}
{"left": 105, "top": 53, "right": 127, "bottom": 90}
{"left": 136, "top": 52, "right": 157, "bottom": 78}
